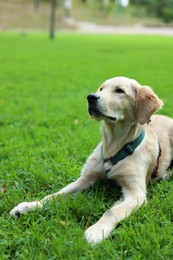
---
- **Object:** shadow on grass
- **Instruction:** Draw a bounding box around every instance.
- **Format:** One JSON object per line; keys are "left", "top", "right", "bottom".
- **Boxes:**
{"left": 9, "top": 168, "right": 173, "bottom": 236}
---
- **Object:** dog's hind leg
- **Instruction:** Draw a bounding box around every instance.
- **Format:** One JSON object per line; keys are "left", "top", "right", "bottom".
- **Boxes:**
{"left": 160, "top": 129, "right": 173, "bottom": 180}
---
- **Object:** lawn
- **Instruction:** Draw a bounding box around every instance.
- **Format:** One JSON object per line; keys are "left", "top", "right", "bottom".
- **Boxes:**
{"left": 0, "top": 32, "right": 173, "bottom": 259}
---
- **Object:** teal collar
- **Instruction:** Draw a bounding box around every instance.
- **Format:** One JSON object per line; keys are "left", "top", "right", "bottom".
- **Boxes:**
{"left": 102, "top": 130, "right": 145, "bottom": 174}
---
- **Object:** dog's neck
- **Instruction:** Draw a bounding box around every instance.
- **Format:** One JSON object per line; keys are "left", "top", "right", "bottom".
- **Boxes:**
{"left": 102, "top": 120, "right": 144, "bottom": 158}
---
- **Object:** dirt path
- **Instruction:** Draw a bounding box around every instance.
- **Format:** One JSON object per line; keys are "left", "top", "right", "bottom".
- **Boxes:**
{"left": 64, "top": 18, "right": 173, "bottom": 36}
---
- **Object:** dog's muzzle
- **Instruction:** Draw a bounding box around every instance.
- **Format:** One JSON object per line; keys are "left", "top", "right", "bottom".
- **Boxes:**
{"left": 87, "top": 94, "right": 101, "bottom": 117}
{"left": 87, "top": 93, "right": 117, "bottom": 121}
{"left": 87, "top": 93, "right": 100, "bottom": 103}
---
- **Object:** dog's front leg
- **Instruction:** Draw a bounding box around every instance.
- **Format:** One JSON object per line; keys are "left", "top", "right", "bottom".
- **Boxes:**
{"left": 85, "top": 191, "right": 146, "bottom": 244}
{"left": 10, "top": 143, "right": 104, "bottom": 217}
{"left": 9, "top": 176, "right": 95, "bottom": 217}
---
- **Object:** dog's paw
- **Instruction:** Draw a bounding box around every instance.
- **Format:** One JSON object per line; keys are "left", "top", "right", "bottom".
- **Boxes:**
{"left": 162, "top": 171, "right": 171, "bottom": 180}
{"left": 9, "top": 201, "right": 41, "bottom": 217}
{"left": 85, "top": 224, "right": 107, "bottom": 244}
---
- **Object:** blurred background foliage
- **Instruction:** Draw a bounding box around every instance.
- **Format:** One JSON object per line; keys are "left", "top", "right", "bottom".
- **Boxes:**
{"left": 131, "top": 0, "right": 173, "bottom": 23}
{"left": 0, "top": 0, "right": 173, "bottom": 32}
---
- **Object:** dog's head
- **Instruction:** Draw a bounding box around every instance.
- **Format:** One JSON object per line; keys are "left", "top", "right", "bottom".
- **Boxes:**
{"left": 87, "top": 76, "right": 163, "bottom": 125}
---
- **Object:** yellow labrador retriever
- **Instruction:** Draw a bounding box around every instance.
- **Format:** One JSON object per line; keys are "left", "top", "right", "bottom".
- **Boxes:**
{"left": 10, "top": 76, "right": 173, "bottom": 244}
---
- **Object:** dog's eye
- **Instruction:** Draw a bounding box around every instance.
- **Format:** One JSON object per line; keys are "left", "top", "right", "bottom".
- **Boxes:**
{"left": 115, "top": 88, "right": 125, "bottom": 94}
{"left": 100, "top": 87, "right": 103, "bottom": 91}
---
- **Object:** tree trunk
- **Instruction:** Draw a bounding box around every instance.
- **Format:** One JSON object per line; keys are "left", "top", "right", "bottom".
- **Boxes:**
{"left": 50, "top": 0, "right": 57, "bottom": 39}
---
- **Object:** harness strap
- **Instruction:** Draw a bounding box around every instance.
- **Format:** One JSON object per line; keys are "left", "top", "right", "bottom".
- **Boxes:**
{"left": 151, "top": 144, "right": 162, "bottom": 179}
{"left": 102, "top": 130, "right": 145, "bottom": 174}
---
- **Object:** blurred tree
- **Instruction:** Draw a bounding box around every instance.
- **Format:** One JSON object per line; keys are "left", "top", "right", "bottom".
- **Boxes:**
{"left": 131, "top": 0, "right": 173, "bottom": 22}
{"left": 34, "top": 0, "right": 40, "bottom": 12}
{"left": 50, "top": 0, "right": 57, "bottom": 39}
{"left": 103, "top": 0, "right": 110, "bottom": 7}
{"left": 116, "top": 0, "right": 129, "bottom": 7}
{"left": 84, "top": 0, "right": 111, "bottom": 9}
{"left": 63, "top": 0, "right": 72, "bottom": 17}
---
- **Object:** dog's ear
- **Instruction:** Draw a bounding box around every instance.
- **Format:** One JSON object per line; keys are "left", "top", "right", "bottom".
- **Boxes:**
{"left": 135, "top": 86, "right": 163, "bottom": 125}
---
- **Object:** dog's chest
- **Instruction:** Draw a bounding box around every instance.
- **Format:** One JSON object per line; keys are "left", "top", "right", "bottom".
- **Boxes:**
{"left": 103, "top": 160, "right": 123, "bottom": 179}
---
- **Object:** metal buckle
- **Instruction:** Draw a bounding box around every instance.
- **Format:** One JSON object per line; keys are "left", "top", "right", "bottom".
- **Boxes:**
{"left": 125, "top": 144, "right": 134, "bottom": 154}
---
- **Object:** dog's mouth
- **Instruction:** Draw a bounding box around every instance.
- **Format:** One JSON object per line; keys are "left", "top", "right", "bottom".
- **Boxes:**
{"left": 88, "top": 107, "right": 101, "bottom": 117}
{"left": 88, "top": 106, "right": 116, "bottom": 122}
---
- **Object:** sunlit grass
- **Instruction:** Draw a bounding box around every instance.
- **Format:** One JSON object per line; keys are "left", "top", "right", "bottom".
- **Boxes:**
{"left": 0, "top": 32, "right": 173, "bottom": 259}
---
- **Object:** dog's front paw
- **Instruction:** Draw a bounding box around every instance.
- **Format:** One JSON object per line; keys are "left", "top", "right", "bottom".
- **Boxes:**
{"left": 9, "top": 201, "right": 41, "bottom": 217}
{"left": 85, "top": 224, "right": 107, "bottom": 244}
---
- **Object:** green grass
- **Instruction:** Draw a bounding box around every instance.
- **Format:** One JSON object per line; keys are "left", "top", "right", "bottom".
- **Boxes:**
{"left": 0, "top": 32, "right": 173, "bottom": 259}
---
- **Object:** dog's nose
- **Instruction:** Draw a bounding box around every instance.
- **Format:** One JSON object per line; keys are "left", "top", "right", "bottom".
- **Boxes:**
{"left": 87, "top": 94, "right": 100, "bottom": 103}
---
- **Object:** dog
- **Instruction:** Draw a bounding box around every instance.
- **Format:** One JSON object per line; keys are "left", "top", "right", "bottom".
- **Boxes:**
{"left": 10, "top": 76, "right": 173, "bottom": 244}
